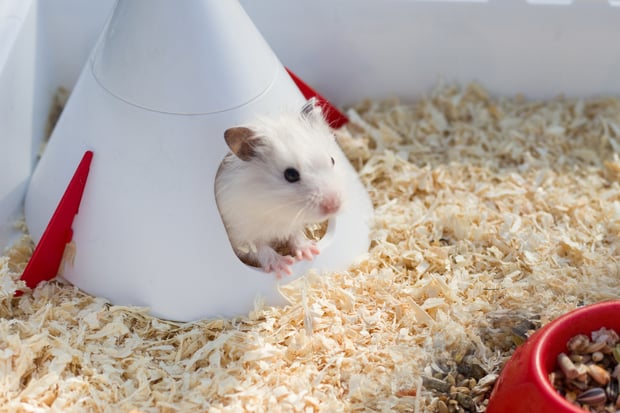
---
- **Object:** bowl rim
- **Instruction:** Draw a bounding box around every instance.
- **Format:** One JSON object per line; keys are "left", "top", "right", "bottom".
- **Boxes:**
{"left": 530, "top": 300, "right": 620, "bottom": 412}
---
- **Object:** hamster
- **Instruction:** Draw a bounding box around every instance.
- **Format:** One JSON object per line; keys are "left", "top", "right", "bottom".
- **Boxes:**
{"left": 215, "top": 99, "right": 345, "bottom": 278}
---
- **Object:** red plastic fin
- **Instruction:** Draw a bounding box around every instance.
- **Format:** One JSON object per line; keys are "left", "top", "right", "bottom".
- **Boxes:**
{"left": 18, "top": 150, "right": 94, "bottom": 292}
{"left": 286, "top": 68, "right": 349, "bottom": 129}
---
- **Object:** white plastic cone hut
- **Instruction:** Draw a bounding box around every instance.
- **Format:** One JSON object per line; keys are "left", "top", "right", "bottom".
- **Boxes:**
{"left": 24, "top": 0, "right": 373, "bottom": 321}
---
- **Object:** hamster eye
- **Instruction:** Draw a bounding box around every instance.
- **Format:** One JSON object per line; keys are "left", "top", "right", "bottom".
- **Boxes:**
{"left": 284, "top": 167, "right": 300, "bottom": 183}
{"left": 331, "top": 157, "right": 335, "bottom": 166}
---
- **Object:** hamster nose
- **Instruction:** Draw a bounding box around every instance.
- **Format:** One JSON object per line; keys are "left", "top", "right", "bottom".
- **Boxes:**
{"left": 320, "top": 194, "right": 341, "bottom": 215}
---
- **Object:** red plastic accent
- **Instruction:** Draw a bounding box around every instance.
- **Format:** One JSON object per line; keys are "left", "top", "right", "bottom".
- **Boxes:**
{"left": 286, "top": 68, "right": 349, "bottom": 129}
{"left": 19, "top": 151, "right": 93, "bottom": 292}
{"left": 487, "top": 300, "right": 620, "bottom": 413}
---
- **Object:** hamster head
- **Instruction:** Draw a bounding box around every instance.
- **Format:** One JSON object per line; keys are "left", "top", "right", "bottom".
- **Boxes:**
{"left": 221, "top": 99, "right": 346, "bottom": 236}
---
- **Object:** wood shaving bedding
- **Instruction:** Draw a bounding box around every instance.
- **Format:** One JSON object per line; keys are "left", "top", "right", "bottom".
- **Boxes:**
{"left": 2, "top": 83, "right": 620, "bottom": 412}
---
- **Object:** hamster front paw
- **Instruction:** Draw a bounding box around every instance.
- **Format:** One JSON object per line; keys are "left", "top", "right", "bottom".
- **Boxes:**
{"left": 289, "top": 234, "right": 320, "bottom": 262}
{"left": 256, "top": 245, "right": 295, "bottom": 279}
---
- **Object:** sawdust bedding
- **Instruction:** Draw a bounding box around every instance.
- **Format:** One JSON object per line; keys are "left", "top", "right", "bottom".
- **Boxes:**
{"left": 2, "top": 83, "right": 620, "bottom": 412}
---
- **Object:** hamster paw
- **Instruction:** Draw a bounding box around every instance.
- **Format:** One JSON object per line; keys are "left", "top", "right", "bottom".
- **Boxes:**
{"left": 257, "top": 246, "right": 295, "bottom": 279}
{"left": 266, "top": 256, "right": 296, "bottom": 279}
{"left": 290, "top": 236, "right": 320, "bottom": 262}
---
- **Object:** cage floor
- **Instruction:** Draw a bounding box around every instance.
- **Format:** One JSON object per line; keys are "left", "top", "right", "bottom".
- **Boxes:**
{"left": 2, "top": 83, "right": 620, "bottom": 412}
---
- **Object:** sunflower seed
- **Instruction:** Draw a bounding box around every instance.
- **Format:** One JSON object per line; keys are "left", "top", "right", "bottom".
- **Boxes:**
{"left": 576, "top": 387, "right": 607, "bottom": 406}
{"left": 606, "top": 377, "right": 618, "bottom": 401}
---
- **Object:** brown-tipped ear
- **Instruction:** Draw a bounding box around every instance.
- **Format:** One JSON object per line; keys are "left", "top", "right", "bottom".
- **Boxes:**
{"left": 224, "top": 127, "right": 260, "bottom": 161}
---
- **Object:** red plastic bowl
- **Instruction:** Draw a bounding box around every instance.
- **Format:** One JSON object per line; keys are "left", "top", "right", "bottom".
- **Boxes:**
{"left": 487, "top": 300, "right": 620, "bottom": 413}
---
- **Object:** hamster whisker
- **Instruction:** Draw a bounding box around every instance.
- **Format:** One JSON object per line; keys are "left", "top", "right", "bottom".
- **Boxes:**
{"left": 289, "top": 204, "right": 310, "bottom": 228}
{"left": 260, "top": 197, "right": 306, "bottom": 217}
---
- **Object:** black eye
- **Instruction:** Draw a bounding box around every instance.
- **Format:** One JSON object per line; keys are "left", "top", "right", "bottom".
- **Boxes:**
{"left": 331, "top": 157, "right": 335, "bottom": 166}
{"left": 284, "top": 167, "right": 300, "bottom": 183}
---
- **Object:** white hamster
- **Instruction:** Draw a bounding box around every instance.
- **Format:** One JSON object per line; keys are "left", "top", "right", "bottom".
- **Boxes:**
{"left": 215, "top": 99, "right": 345, "bottom": 278}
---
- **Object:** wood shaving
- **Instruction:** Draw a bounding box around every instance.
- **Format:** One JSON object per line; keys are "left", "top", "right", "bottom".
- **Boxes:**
{"left": 42, "top": 86, "right": 69, "bottom": 157}
{"left": 2, "top": 83, "right": 620, "bottom": 412}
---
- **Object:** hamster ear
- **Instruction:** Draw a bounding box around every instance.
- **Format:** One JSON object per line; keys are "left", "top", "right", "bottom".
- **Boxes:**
{"left": 300, "top": 97, "right": 323, "bottom": 123}
{"left": 224, "top": 127, "right": 261, "bottom": 161}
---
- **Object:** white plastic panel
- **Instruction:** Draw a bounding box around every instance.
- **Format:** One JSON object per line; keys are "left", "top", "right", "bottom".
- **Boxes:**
{"left": 0, "top": 0, "right": 36, "bottom": 248}
{"left": 0, "top": 0, "right": 115, "bottom": 251}
{"left": 241, "top": 0, "right": 620, "bottom": 105}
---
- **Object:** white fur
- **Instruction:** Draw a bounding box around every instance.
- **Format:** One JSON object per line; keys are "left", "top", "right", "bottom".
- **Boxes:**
{"left": 215, "top": 104, "right": 346, "bottom": 270}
